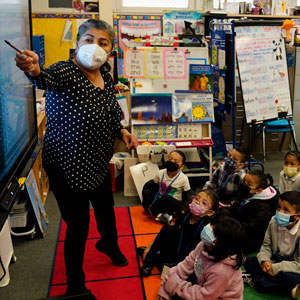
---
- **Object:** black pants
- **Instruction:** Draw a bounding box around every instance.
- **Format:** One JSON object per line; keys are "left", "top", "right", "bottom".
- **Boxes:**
{"left": 142, "top": 180, "right": 182, "bottom": 217}
{"left": 145, "top": 224, "right": 181, "bottom": 271}
{"left": 45, "top": 165, "right": 118, "bottom": 289}
{"left": 244, "top": 256, "right": 300, "bottom": 293}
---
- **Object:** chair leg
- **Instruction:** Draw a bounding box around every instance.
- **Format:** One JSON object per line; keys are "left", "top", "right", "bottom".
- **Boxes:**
{"left": 263, "top": 128, "right": 266, "bottom": 162}
{"left": 279, "top": 132, "right": 286, "bottom": 152}
{"left": 292, "top": 125, "right": 298, "bottom": 151}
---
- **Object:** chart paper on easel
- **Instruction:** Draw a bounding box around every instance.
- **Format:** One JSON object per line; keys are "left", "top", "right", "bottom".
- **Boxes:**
{"left": 235, "top": 24, "right": 292, "bottom": 123}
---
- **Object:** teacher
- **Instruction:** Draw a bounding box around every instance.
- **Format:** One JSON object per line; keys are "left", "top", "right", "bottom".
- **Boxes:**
{"left": 15, "top": 19, "right": 138, "bottom": 295}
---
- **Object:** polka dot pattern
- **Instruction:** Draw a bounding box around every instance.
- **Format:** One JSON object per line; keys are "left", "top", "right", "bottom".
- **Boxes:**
{"left": 29, "top": 60, "right": 123, "bottom": 190}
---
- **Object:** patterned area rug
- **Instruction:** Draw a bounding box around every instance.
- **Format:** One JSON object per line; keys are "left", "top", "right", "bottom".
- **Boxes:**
{"left": 48, "top": 206, "right": 290, "bottom": 300}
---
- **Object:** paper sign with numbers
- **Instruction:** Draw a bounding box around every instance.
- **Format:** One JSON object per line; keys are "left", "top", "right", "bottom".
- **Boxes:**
{"left": 235, "top": 22, "right": 292, "bottom": 123}
{"left": 124, "top": 49, "right": 145, "bottom": 78}
{"left": 164, "top": 49, "right": 187, "bottom": 79}
{"left": 144, "top": 49, "right": 164, "bottom": 78}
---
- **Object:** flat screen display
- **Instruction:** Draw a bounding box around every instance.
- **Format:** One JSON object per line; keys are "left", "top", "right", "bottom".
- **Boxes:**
{"left": 0, "top": 0, "right": 37, "bottom": 196}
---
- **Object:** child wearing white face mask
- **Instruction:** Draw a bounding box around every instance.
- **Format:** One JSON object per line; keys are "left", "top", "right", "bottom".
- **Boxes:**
{"left": 137, "top": 190, "right": 219, "bottom": 277}
{"left": 244, "top": 191, "right": 300, "bottom": 299}
{"left": 279, "top": 151, "right": 300, "bottom": 194}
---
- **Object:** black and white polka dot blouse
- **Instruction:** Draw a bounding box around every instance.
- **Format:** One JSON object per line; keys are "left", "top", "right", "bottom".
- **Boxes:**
{"left": 28, "top": 59, "right": 123, "bottom": 191}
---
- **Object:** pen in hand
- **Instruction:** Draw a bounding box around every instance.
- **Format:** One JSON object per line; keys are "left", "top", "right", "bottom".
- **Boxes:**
{"left": 4, "top": 40, "right": 23, "bottom": 54}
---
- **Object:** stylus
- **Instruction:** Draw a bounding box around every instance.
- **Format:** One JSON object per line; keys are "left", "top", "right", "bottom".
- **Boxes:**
{"left": 4, "top": 40, "right": 23, "bottom": 54}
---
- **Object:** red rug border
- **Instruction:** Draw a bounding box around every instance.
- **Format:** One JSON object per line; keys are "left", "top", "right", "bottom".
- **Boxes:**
{"left": 48, "top": 206, "right": 155, "bottom": 299}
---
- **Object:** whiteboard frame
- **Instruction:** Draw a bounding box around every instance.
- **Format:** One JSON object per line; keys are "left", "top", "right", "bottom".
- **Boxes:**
{"left": 234, "top": 20, "right": 292, "bottom": 124}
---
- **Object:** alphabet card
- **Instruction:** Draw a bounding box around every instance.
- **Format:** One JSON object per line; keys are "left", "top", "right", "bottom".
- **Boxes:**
{"left": 130, "top": 161, "right": 159, "bottom": 202}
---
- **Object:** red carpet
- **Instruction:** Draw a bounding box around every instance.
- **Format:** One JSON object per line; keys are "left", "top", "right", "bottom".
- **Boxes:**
{"left": 48, "top": 206, "right": 163, "bottom": 300}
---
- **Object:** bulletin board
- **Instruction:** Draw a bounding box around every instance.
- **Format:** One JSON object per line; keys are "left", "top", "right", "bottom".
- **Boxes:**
{"left": 234, "top": 20, "right": 292, "bottom": 124}
{"left": 124, "top": 46, "right": 209, "bottom": 94}
{"left": 32, "top": 13, "right": 99, "bottom": 67}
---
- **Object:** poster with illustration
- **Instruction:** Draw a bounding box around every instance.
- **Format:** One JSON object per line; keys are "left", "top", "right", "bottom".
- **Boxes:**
{"left": 213, "top": 67, "right": 226, "bottom": 120}
{"left": 189, "top": 64, "right": 213, "bottom": 92}
{"left": 131, "top": 94, "right": 173, "bottom": 125}
{"left": 173, "top": 92, "right": 214, "bottom": 123}
{"left": 118, "top": 19, "right": 161, "bottom": 53}
{"left": 163, "top": 10, "right": 204, "bottom": 36}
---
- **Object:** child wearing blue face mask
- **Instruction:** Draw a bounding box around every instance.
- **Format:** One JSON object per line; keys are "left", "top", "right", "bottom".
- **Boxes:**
{"left": 157, "top": 216, "right": 245, "bottom": 300}
{"left": 243, "top": 191, "right": 300, "bottom": 299}
{"left": 137, "top": 190, "right": 219, "bottom": 277}
{"left": 279, "top": 151, "right": 300, "bottom": 194}
{"left": 203, "top": 147, "right": 248, "bottom": 207}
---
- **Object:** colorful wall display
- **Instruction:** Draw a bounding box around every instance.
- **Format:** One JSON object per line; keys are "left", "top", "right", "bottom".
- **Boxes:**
{"left": 113, "top": 15, "right": 162, "bottom": 55}
{"left": 124, "top": 48, "right": 187, "bottom": 79}
{"left": 163, "top": 10, "right": 204, "bottom": 36}
{"left": 131, "top": 94, "right": 173, "bottom": 125}
{"left": 172, "top": 92, "right": 214, "bottom": 123}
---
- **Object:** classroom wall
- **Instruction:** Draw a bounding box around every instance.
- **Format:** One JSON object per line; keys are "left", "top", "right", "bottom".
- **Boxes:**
{"left": 31, "top": 0, "right": 114, "bottom": 67}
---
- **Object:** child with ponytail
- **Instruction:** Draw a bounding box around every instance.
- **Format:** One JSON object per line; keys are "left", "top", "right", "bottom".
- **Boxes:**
{"left": 231, "top": 170, "right": 279, "bottom": 253}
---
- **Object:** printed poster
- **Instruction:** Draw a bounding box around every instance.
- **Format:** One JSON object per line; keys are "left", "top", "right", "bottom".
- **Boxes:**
{"left": 118, "top": 20, "right": 161, "bottom": 53}
{"left": 189, "top": 64, "right": 213, "bottom": 92}
{"left": 163, "top": 10, "right": 204, "bottom": 36}
{"left": 131, "top": 94, "right": 173, "bottom": 125}
{"left": 173, "top": 92, "right": 214, "bottom": 123}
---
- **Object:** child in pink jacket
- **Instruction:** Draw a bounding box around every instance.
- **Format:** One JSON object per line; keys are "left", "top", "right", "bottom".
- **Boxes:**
{"left": 157, "top": 216, "right": 245, "bottom": 300}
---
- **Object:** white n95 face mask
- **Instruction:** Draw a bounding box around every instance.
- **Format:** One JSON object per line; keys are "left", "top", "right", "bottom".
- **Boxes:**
{"left": 76, "top": 44, "right": 108, "bottom": 70}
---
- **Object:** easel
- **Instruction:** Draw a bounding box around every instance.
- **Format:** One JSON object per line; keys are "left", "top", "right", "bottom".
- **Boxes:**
{"left": 234, "top": 20, "right": 297, "bottom": 162}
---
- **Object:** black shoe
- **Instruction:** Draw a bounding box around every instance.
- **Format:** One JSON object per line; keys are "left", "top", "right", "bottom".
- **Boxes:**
{"left": 66, "top": 285, "right": 88, "bottom": 295}
{"left": 95, "top": 240, "right": 128, "bottom": 266}
{"left": 140, "top": 259, "right": 154, "bottom": 277}
{"left": 137, "top": 246, "right": 146, "bottom": 257}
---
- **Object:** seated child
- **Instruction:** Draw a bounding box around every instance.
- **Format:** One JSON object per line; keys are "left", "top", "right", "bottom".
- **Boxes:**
{"left": 230, "top": 170, "right": 279, "bottom": 253}
{"left": 138, "top": 190, "right": 219, "bottom": 277}
{"left": 157, "top": 216, "right": 245, "bottom": 300}
{"left": 244, "top": 191, "right": 300, "bottom": 299}
{"left": 279, "top": 151, "right": 300, "bottom": 193}
{"left": 142, "top": 150, "right": 191, "bottom": 223}
{"left": 203, "top": 146, "right": 248, "bottom": 207}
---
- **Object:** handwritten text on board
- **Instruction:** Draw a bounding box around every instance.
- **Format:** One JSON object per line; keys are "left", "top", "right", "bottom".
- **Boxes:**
{"left": 144, "top": 49, "right": 164, "bottom": 78}
{"left": 124, "top": 49, "right": 145, "bottom": 78}
{"left": 235, "top": 25, "right": 291, "bottom": 123}
{"left": 164, "top": 49, "right": 187, "bottom": 79}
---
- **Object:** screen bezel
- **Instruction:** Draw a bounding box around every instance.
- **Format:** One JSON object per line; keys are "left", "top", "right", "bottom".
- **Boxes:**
{"left": 0, "top": 0, "right": 38, "bottom": 210}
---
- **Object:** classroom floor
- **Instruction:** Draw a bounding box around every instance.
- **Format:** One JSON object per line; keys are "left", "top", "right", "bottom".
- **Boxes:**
{"left": 0, "top": 151, "right": 285, "bottom": 300}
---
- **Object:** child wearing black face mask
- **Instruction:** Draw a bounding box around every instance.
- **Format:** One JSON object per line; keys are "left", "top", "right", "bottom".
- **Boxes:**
{"left": 203, "top": 147, "right": 248, "bottom": 207}
{"left": 137, "top": 190, "right": 219, "bottom": 277}
{"left": 142, "top": 150, "right": 191, "bottom": 223}
{"left": 229, "top": 170, "right": 279, "bottom": 253}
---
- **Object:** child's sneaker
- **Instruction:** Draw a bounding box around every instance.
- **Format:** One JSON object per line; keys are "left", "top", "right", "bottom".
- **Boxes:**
{"left": 292, "top": 284, "right": 300, "bottom": 299}
{"left": 242, "top": 272, "right": 254, "bottom": 287}
{"left": 155, "top": 213, "right": 172, "bottom": 224}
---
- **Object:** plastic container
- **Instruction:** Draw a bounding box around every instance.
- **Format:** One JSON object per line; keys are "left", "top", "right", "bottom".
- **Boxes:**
{"left": 150, "top": 145, "right": 163, "bottom": 163}
{"left": 137, "top": 145, "right": 150, "bottom": 162}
